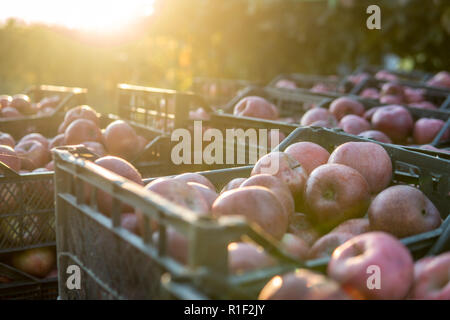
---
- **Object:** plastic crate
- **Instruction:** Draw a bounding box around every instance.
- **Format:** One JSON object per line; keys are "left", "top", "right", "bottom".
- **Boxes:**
{"left": 0, "top": 262, "right": 58, "bottom": 300}
{"left": 192, "top": 77, "right": 259, "bottom": 109}
{"left": 52, "top": 127, "right": 449, "bottom": 299}
{"left": 0, "top": 85, "right": 87, "bottom": 138}
{"left": 353, "top": 65, "right": 433, "bottom": 83}
{"left": 350, "top": 77, "right": 450, "bottom": 110}
{"left": 268, "top": 73, "right": 353, "bottom": 94}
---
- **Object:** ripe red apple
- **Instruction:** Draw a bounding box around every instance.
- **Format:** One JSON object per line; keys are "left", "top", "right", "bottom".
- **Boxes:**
{"left": 259, "top": 269, "right": 350, "bottom": 300}
{"left": 409, "top": 252, "right": 450, "bottom": 300}
{"left": 363, "top": 107, "right": 381, "bottom": 122}
{"left": 121, "top": 213, "right": 140, "bottom": 235}
{"left": 380, "top": 82, "right": 404, "bottom": 98}
{"left": 358, "top": 130, "right": 392, "bottom": 143}
{"left": 251, "top": 152, "right": 308, "bottom": 205}
{"left": 427, "top": 71, "right": 450, "bottom": 89}
{"left": 328, "top": 142, "right": 392, "bottom": 194}
{"left": 304, "top": 164, "right": 370, "bottom": 232}
{"left": 49, "top": 133, "right": 65, "bottom": 150}
{"left": 287, "top": 212, "right": 320, "bottom": 246}
{"left": 327, "top": 231, "right": 414, "bottom": 300}
{"left": 233, "top": 96, "right": 279, "bottom": 120}
{"left": 11, "top": 247, "right": 56, "bottom": 278}
{"left": 375, "top": 71, "right": 398, "bottom": 81}
{"left": 15, "top": 140, "right": 50, "bottom": 170}
{"left": 220, "top": 177, "right": 246, "bottom": 194}
{"left": 310, "top": 83, "right": 331, "bottom": 94}
{"left": 281, "top": 233, "right": 309, "bottom": 260}
{"left": 339, "top": 115, "right": 371, "bottom": 135}
{"left": 371, "top": 105, "right": 413, "bottom": 143}
{"left": 103, "top": 120, "right": 139, "bottom": 160}
{"left": 329, "top": 97, "right": 365, "bottom": 121}
{"left": 94, "top": 156, "right": 144, "bottom": 216}
{"left": 82, "top": 141, "right": 106, "bottom": 157}
{"left": 64, "top": 119, "right": 103, "bottom": 145}
{"left": 409, "top": 101, "right": 438, "bottom": 110}
{"left": 228, "top": 242, "right": 275, "bottom": 274}
{"left": 0, "top": 145, "right": 21, "bottom": 172}
{"left": 212, "top": 186, "right": 288, "bottom": 239}
{"left": 404, "top": 87, "right": 425, "bottom": 104}
{"left": 0, "top": 95, "right": 12, "bottom": 108}
{"left": 360, "top": 88, "right": 379, "bottom": 99}
{"left": 174, "top": 172, "right": 215, "bottom": 191}
{"left": 58, "top": 105, "right": 100, "bottom": 133}
{"left": 413, "top": 118, "right": 449, "bottom": 145}
{"left": 20, "top": 133, "right": 49, "bottom": 149}
{"left": 0, "top": 132, "right": 15, "bottom": 148}
{"left": 379, "top": 94, "right": 404, "bottom": 105}
{"left": 300, "top": 108, "right": 336, "bottom": 126}
{"left": 275, "top": 79, "right": 297, "bottom": 89}
{"left": 1, "top": 106, "right": 23, "bottom": 118}
{"left": 10, "top": 94, "right": 32, "bottom": 114}
{"left": 330, "top": 218, "right": 370, "bottom": 236}
{"left": 309, "top": 232, "right": 354, "bottom": 259}
{"left": 187, "top": 182, "right": 218, "bottom": 210}
{"left": 152, "top": 227, "right": 188, "bottom": 264}
{"left": 285, "top": 142, "right": 330, "bottom": 175}
{"left": 241, "top": 174, "right": 294, "bottom": 219}
{"left": 368, "top": 185, "right": 442, "bottom": 238}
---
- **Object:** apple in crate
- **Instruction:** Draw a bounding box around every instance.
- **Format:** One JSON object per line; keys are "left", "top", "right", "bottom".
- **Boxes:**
{"left": 233, "top": 96, "right": 279, "bottom": 120}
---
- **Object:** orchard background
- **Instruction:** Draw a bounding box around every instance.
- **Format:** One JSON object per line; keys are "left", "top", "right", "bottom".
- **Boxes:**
{"left": 0, "top": 0, "right": 449, "bottom": 112}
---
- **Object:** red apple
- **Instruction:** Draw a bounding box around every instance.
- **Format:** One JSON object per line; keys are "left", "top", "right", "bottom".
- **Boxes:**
{"left": 0, "top": 132, "right": 15, "bottom": 148}
{"left": 11, "top": 247, "right": 56, "bottom": 278}
{"left": 427, "top": 71, "right": 450, "bottom": 89}
{"left": 309, "top": 232, "right": 354, "bottom": 259}
{"left": 379, "top": 94, "right": 404, "bottom": 105}
{"left": 413, "top": 118, "right": 449, "bottom": 145}
{"left": 358, "top": 130, "right": 392, "bottom": 143}
{"left": 121, "top": 213, "right": 140, "bottom": 235}
{"left": 20, "top": 133, "right": 49, "bottom": 149}
{"left": 304, "top": 164, "right": 370, "bottom": 232}
{"left": 152, "top": 227, "right": 188, "bottom": 264}
{"left": 259, "top": 269, "right": 350, "bottom": 300}
{"left": 212, "top": 186, "right": 288, "bottom": 239}
{"left": 339, "top": 115, "right": 371, "bottom": 135}
{"left": 10, "top": 94, "right": 32, "bottom": 114}
{"left": 228, "top": 242, "right": 275, "bottom": 274}
{"left": 285, "top": 142, "right": 330, "bottom": 175}
{"left": 187, "top": 181, "right": 218, "bottom": 209}
{"left": 375, "top": 71, "right": 398, "bottom": 81}
{"left": 327, "top": 231, "right": 414, "bottom": 300}
{"left": 288, "top": 212, "right": 320, "bottom": 246}
{"left": 241, "top": 174, "right": 294, "bottom": 219}
{"left": 58, "top": 105, "right": 100, "bottom": 133}
{"left": 251, "top": 152, "right": 308, "bottom": 205}
{"left": 233, "top": 96, "right": 279, "bottom": 120}
{"left": 64, "top": 119, "right": 103, "bottom": 145}
{"left": 220, "top": 177, "right": 246, "bottom": 194}
{"left": 94, "top": 156, "right": 144, "bottom": 216}
{"left": 410, "top": 252, "right": 450, "bottom": 300}
{"left": 404, "top": 87, "right": 425, "bottom": 104}
{"left": 380, "top": 82, "right": 404, "bottom": 98}
{"left": 330, "top": 218, "right": 370, "bottom": 236}
{"left": 15, "top": 140, "right": 50, "bottom": 170}
{"left": 360, "top": 88, "right": 379, "bottom": 99}
{"left": 328, "top": 142, "right": 392, "bottom": 194}
{"left": 329, "top": 97, "right": 365, "bottom": 121}
{"left": 363, "top": 107, "right": 381, "bottom": 122}
{"left": 103, "top": 120, "right": 139, "bottom": 160}
{"left": 1, "top": 106, "right": 23, "bottom": 118}
{"left": 300, "top": 108, "right": 336, "bottom": 126}
{"left": 368, "top": 185, "right": 442, "bottom": 238}
{"left": 174, "top": 172, "right": 215, "bottom": 191}
{"left": 310, "top": 83, "right": 331, "bottom": 94}
{"left": 49, "top": 133, "right": 65, "bottom": 150}
{"left": 280, "top": 233, "right": 309, "bottom": 260}
{"left": 371, "top": 105, "right": 413, "bottom": 143}
{"left": 275, "top": 79, "right": 297, "bottom": 89}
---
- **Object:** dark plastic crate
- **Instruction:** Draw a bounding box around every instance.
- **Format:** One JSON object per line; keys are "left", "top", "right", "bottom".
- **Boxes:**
{"left": 52, "top": 127, "right": 449, "bottom": 299}
{"left": 0, "top": 85, "right": 88, "bottom": 138}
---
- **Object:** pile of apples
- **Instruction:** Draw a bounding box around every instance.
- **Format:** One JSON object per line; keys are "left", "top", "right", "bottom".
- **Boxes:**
{"left": 90, "top": 135, "right": 447, "bottom": 299}
{"left": 233, "top": 95, "right": 449, "bottom": 152}
{"left": 0, "top": 93, "right": 61, "bottom": 118}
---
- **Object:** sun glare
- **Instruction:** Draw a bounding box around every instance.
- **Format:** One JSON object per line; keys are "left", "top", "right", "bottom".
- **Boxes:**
{"left": 0, "top": 0, "right": 155, "bottom": 33}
